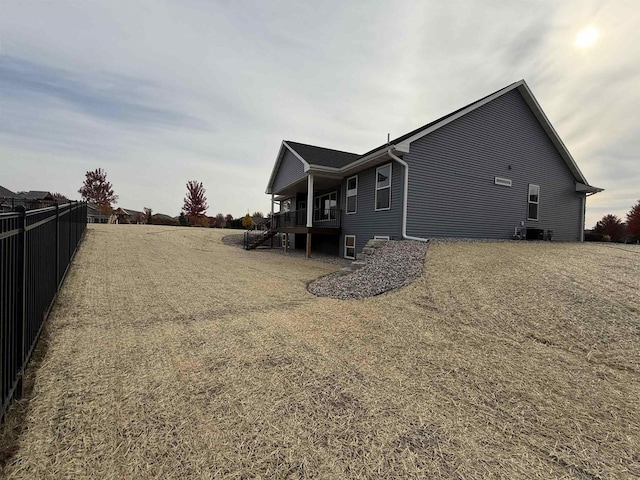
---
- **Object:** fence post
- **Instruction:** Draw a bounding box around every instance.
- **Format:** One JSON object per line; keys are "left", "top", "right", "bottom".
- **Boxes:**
{"left": 14, "top": 206, "right": 26, "bottom": 400}
{"left": 68, "top": 203, "right": 72, "bottom": 263}
{"left": 55, "top": 203, "right": 60, "bottom": 286}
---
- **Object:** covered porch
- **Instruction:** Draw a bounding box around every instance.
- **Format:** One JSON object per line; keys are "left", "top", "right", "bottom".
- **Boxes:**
{"left": 270, "top": 173, "right": 343, "bottom": 258}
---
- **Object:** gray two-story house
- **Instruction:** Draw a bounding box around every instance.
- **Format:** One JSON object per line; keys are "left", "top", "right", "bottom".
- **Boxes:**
{"left": 265, "top": 80, "right": 603, "bottom": 259}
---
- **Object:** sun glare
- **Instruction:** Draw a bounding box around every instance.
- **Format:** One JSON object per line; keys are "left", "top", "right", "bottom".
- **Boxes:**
{"left": 575, "top": 27, "right": 598, "bottom": 48}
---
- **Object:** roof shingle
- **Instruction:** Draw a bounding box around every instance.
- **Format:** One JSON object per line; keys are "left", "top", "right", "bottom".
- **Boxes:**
{"left": 284, "top": 141, "right": 360, "bottom": 169}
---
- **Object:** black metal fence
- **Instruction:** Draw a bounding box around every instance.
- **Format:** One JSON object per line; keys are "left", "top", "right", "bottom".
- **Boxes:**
{"left": 0, "top": 201, "right": 87, "bottom": 421}
{"left": 0, "top": 197, "right": 64, "bottom": 213}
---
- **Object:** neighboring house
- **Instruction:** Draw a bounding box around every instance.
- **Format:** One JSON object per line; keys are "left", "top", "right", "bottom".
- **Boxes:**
{"left": 17, "top": 190, "right": 56, "bottom": 202}
{"left": 0, "top": 185, "right": 17, "bottom": 212}
{"left": 87, "top": 203, "right": 110, "bottom": 224}
{"left": 0, "top": 186, "right": 60, "bottom": 211}
{"left": 110, "top": 207, "right": 145, "bottom": 224}
{"left": 265, "top": 80, "right": 603, "bottom": 259}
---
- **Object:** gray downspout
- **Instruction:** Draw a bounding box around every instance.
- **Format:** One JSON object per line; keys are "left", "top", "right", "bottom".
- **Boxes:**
{"left": 580, "top": 194, "right": 586, "bottom": 242}
{"left": 387, "top": 148, "right": 430, "bottom": 243}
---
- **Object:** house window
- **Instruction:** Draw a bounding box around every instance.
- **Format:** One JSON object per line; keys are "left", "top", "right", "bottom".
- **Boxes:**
{"left": 528, "top": 184, "right": 540, "bottom": 220}
{"left": 374, "top": 236, "right": 390, "bottom": 240}
{"left": 314, "top": 192, "right": 337, "bottom": 221}
{"left": 375, "top": 164, "right": 392, "bottom": 211}
{"left": 346, "top": 176, "right": 357, "bottom": 214}
{"left": 344, "top": 235, "right": 356, "bottom": 259}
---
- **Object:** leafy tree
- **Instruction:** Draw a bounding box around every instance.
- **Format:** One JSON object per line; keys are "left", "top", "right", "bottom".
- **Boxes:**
{"left": 78, "top": 168, "right": 118, "bottom": 215}
{"left": 626, "top": 199, "right": 640, "bottom": 240}
{"left": 183, "top": 180, "right": 208, "bottom": 222}
{"left": 144, "top": 207, "right": 153, "bottom": 224}
{"left": 242, "top": 213, "right": 254, "bottom": 230}
{"left": 594, "top": 214, "right": 627, "bottom": 242}
{"left": 225, "top": 214, "right": 233, "bottom": 228}
{"left": 179, "top": 212, "right": 188, "bottom": 226}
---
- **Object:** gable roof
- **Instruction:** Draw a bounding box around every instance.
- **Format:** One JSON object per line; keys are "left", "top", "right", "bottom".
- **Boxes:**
{"left": 360, "top": 81, "right": 521, "bottom": 158}
{"left": 17, "top": 190, "right": 54, "bottom": 200}
{"left": 267, "top": 79, "right": 600, "bottom": 192}
{"left": 0, "top": 185, "right": 16, "bottom": 198}
{"left": 284, "top": 141, "right": 360, "bottom": 169}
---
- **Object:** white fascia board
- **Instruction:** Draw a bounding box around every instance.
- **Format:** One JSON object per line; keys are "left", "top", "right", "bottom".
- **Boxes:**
{"left": 270, "top": 177, "right": 309, "bottom": 196}
{"left": 265, "top": 141, "right": 311, "bottom": 194}
{"left": 394, "top": 81, "right": 525, "bottom": 151}
{"left": 575, "top": 182, "right": 604, "bottom": 194}
{"left": 307, "top": 165, "right": 341, "bottom": 174}
{"left": 323, "top": 148, "right": 397, "bottom": 177}
{"left": 517, "top": 81, "right": 588, "bottom": 185}
{"left": 282, "top": 142, "right": 311, "bottom": 170}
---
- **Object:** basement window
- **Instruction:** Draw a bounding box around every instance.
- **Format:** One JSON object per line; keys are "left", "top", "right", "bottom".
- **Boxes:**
{"left": 346, "top": 175, "right": 357, "bottom": 214}
{"left": 375, "top": 164, "right": 392, "bottom": 211}
{"left": 345, "top": 235, "right": 356, "bottom": 259}
{"left": 528, "top": 184, "right": 540, "bottom": 221}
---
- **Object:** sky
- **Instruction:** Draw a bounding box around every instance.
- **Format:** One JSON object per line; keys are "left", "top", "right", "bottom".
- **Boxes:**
{"left": 1, "top": 0, "right": 638, "bottom": 226}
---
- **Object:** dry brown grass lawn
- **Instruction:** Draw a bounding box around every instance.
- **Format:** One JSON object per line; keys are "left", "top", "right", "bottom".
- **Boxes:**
{"left": 2, "top": 225, "right": 639, "bottom": 479}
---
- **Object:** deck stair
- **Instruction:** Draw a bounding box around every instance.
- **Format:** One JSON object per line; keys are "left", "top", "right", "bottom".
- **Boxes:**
{"left": 244, "top": 229, "right": 277, "bottom": 250}
{"left": 340, "top": 238, "right": 388, "bottom": 274}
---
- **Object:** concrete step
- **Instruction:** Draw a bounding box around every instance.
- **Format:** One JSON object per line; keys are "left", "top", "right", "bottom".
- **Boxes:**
{"left": 356, "top": 252, "right": 367, "bottom": 261}
{"left": 338, "top": 266, "right": 353, "bottom": 275}
{"left": 365, "top": 239, "right": 388, "bottom": 248}
{"left": 362, "top": 247, "right": 376, "bottom": 255}
{"left": 351, "top": 260, "right": 366, "bottom": 270}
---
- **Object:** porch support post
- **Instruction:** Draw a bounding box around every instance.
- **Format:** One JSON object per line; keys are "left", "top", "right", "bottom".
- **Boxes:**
{"left": 284, "top": 233, "right": 289, "bottom": 254}
{"left": 306, "top": 174, "right": 314, "bottom": 228}
{"left": 306, "top": 233, "right": 311, "bottom": 259}
{"left": 270, "top": 194, "right": 275, "bottom": 248}
{"left": 270, "top": 194, "right": 275, "bottom": 222}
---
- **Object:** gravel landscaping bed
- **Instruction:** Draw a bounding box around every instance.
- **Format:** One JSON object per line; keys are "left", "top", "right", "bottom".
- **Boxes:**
{"left": 308, "top": 240, "right": 429, "bottom": 299}
{"left": 221, "top": 233, "right": 244, "bottom": 247}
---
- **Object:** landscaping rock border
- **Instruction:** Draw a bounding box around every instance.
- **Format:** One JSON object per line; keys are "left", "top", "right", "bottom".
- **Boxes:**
{"left": 308, "top": 240, "right": 429, "bottom": 300}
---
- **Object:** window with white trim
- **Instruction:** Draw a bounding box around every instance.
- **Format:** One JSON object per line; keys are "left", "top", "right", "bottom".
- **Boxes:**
{"left": 375, "top": 164, "right": 392, "bottom": 210}
{"left": 528, "top": 184, "right": 540, "bottom": 220}
{"left": 346, "top": 176, "right": 357, "bottom": 214}
{"left": 344, "top": 235, "right": 356, "bottom": 259}
{"left": 314, "top": 192, "right": 337, "bottom": 221}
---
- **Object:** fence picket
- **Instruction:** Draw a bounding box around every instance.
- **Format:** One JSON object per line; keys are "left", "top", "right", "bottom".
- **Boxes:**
{"left": 0, "top": 202, "right": 87, "bottom": 422}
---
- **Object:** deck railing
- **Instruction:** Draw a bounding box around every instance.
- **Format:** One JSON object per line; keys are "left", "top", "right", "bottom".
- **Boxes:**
{"left": 271, "top": 207, "right": 341, "bottom": 230}
{"left": 0, "top": 202, "right": 87, "bottom": 422}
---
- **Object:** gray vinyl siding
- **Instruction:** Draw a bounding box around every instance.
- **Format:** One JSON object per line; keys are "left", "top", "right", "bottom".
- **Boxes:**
{"left": 339, "top": 160, "right": 404, "bottom": 256}
{"left": 272, "top": 150, "right": 306, "bottom": 193}
{"left": 404, "top": 89, "right": 583, "bottom": 242}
